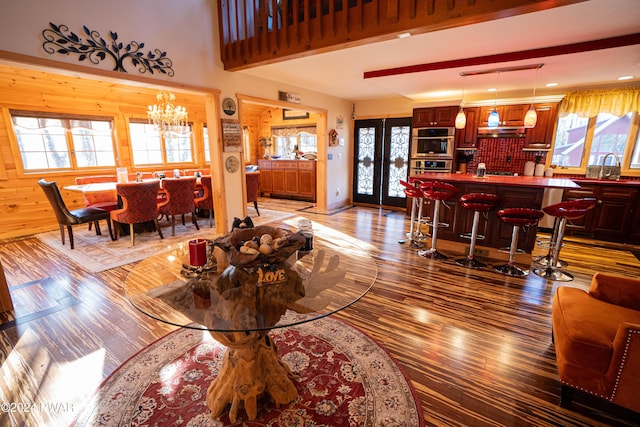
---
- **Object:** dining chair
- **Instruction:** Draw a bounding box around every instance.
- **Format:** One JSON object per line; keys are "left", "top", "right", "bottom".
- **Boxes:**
{"left": 75, "top": 175, "right": 119, "bottom": 231}
{"left": 110, "top": 180, "right": 164, "bottom": 246}
{"left": 245, "top": 171, "right": 261, "bottom": 216}
{"left": 194, "top": 175, "right": 214, "bottom": 227}
{"left": 158, "top": 177, "right": 200, "bottom": 236}
{"left": 38, "top": 178, "right": 113, "bottom": 249}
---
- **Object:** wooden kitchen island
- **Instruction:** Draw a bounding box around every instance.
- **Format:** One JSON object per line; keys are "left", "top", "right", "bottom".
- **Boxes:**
{"left": 408, "top": 173, "right": 581, "bottom": 255}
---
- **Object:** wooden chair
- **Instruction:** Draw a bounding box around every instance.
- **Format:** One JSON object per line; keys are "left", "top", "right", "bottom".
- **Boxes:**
{"left": 110, "top": 181, "right": 163, "bottom": 246}
{"left": 38, "top": 179, "right": 113, "bottom": 249}
{"left": 158, "top": 177, "right": 200, "bottom": 235}
{"left": 246, "top": 171, "right": 261, "bottom": 216}
{"left": 194, "top": 175, "right": 214, "bottom": 227}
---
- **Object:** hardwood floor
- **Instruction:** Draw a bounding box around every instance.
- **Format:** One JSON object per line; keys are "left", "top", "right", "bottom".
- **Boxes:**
{"left": 1, "top": 198, "right": 639, "bottom": 426}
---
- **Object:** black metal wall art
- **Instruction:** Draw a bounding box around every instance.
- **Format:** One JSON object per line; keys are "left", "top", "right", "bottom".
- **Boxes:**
{"left": 42, "top": 22, "right": 175, "bottom": 76}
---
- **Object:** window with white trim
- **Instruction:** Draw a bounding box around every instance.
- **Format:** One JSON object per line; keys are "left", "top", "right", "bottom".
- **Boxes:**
{"left": 129, "top": 121, "right": 193, "bottom": 166}
{"left": 11, "top": 112, "right": 116, "bottom": 171}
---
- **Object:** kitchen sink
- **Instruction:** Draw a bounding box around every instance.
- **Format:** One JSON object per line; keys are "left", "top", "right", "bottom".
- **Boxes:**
{"left": 585, "top": 165, "right": 621, "bottom": 180}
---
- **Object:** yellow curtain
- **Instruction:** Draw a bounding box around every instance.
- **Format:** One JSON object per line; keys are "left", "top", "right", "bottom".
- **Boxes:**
{"left": 558, "top": 87, "right": 640, "bottom": 117}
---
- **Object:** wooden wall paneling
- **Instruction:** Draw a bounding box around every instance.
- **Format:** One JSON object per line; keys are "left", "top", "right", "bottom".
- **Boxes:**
{"left": 0, "top": 63, "right": 214, "bottom": 240}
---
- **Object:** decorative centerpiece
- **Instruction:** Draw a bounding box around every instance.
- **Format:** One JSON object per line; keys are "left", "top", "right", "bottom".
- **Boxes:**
{"left": 204, "top": 225, "right": 308, "bottom": 422}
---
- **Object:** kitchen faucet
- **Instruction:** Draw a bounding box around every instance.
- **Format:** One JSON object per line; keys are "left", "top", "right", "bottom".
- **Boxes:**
{"left": 599, "top": 152, "right": 621, "bottom": 180}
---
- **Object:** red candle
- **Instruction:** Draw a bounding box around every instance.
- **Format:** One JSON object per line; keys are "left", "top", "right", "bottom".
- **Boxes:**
{"left": 189, "top": 239, "right": 207, "bottom": 266}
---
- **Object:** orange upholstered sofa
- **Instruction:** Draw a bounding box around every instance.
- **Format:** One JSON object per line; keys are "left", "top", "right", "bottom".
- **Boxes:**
{"left": 551, "top": 272, "right": 640, "bottom": 413}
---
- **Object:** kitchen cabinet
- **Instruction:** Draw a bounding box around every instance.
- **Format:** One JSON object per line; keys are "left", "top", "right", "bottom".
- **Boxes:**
{"left": 454, "top": 107, "right": 480, "bottom": 149}
{"left": 412, "top": 106, "right": 458, "bottom": 127}
{"left": 257, "top": 159, "right": 316, "bottom": 202}
{"left": 479, "top": 104, "right": 529, "bottom": 127}
{"left": 523, "top": 103, "right": 558, "bottom": 150}
{"left": 409, "top": 182, "right": 543, "bottom": 251}
{"left": 563, "top": 184, "right": 639, "bottom": 243}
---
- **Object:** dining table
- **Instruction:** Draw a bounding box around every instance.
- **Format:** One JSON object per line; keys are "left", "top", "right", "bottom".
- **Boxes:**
{"left": 124, "top": 223, "right": 377, "bottom": 422}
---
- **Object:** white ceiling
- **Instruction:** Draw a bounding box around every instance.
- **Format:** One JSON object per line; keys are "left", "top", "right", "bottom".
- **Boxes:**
{"left": 237, "top": 0, "right": 640, "bottom": 106}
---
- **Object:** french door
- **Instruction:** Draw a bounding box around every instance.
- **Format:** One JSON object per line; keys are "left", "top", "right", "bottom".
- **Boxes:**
{"left": 352, "top": 117, "right": 411, "bottom": 207}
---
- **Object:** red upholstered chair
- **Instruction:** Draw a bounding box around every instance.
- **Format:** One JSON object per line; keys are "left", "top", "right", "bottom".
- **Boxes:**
{"left": 246, "top": 171, "right": 261, "bottom": 216}
{"left": 74, "top": 175, "right": 118, "bottom": 211}
{"left": 194, "top": 175, "right": 214, "bottom": 227}
{"left": 158, "top": 177, "right": 200, "bottom": 235}
{"left": 552, "top": 272, "right": 640, "bottom": 413}
{"left": 110, "top": 180, "right": 163, "bottom": 246}
{"left": 38, "top": 179, "right": 113, "bottom": 249}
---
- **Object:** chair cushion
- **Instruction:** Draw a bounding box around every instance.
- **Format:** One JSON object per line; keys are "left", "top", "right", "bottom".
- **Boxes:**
{"left": 70, "top": 207, "right": 110, "bottom": 222}
{"left": 552, "top": 286, "right": 640, "bottom": 374}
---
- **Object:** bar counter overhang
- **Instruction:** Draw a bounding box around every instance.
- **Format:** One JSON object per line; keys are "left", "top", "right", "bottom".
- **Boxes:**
{"left": 407, "top": 173, "right": 582, "bottom": 258}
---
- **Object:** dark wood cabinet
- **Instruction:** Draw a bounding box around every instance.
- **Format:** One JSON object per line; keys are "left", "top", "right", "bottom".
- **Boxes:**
{"left": 412, "top": 182, "right": 543, "bottom": 251}
{"left": 412, "top": 106, "right": 458, "bottom": 127}
{"left": 563, "top": 184, "right": 639, "bottom": 243}
{"left": 454, "top": 107, "right": 480, "bottom": 149}
{"left": 258, "top": 159, "right": 316, "bottom": 202}
{"left": 479, "top": 104, "right": 529, "bottom": 127}
{"left": 523, "top": 103, "right": 558, "bottom": 150}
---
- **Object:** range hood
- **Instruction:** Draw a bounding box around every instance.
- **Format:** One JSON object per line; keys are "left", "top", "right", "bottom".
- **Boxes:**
{"left": 477, "top": 126, "right": 526, "bottom": 138}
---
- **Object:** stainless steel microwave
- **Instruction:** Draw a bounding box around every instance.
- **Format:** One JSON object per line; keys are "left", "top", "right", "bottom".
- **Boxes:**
{"left": 411, "top": 127, "right": 455, "bottom": 158}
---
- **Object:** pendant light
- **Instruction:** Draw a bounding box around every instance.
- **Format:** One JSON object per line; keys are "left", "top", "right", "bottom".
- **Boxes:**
{"left": 524, "top": 67, "right": 539, "bottom": 128}
{"left": 487, "top": 72, "right": 500, "bottom": 128}
{"left": 455, "top": 76, "right": 466, "bottom": 129}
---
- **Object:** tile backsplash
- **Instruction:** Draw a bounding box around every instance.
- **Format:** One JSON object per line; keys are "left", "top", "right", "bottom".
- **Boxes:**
{"left": 462, "top": 138, "right": 546, "bottom": 174}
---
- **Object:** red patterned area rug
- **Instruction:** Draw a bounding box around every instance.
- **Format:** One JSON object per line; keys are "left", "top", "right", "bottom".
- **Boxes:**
{"left": 72, "top": 314, "right": 424, "bottom": 426}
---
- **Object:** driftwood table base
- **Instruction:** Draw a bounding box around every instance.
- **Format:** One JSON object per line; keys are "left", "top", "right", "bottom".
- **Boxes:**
{"left": 206, "top": 331, "right": 298, "bottom": 423}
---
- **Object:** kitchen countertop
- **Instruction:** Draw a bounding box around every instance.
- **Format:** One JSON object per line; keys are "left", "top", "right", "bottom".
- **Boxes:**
{"left": 410, "top": 173, "right": 581, "bottom": 189}
{"left": 568, "top": 177, "right": 640, "bottom": 186}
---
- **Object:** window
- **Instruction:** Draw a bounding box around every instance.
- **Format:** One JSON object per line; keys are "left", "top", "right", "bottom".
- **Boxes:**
{"left": 204, "top": 125, "right": 211, "bottom": 162}
{"left": 129, "top": 122, "right": 193, "bottom": 166}
{"left": 11, "top": 112, "right": 115, "bottom": 171}
{"left": 271, "top": 126, "right": 317, "bottom": 158}
{"left": 551, "top": 88, "right": 640, "bottom": 175}
{"left": 552, "top": 112, "right": 636, "bottom": 171}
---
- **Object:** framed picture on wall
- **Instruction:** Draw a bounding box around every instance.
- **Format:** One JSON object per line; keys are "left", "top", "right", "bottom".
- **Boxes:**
{"left": 221, "top": 119, "right": 242, "bottom": 152}
{"left": 283, "top": 109, "right": 309, "bottom": 120}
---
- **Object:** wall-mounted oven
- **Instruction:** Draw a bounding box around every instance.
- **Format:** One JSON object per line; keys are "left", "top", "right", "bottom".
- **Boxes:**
{"left": 411, "top": 127, "right": 455, "bottom": 159}
{"left": 410, "top": 159, "right": 453, "bottom": 175}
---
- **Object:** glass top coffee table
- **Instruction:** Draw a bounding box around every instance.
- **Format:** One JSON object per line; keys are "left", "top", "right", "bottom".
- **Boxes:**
{"left": 125, "top": 224, "right": 377, "bottom": 422}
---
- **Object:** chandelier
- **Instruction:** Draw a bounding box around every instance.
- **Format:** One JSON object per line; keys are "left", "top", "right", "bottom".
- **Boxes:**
{"left": 147, "top": 91, "right": 188, "bottom": 132}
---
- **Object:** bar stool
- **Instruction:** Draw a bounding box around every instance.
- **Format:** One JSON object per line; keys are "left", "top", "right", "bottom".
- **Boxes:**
{"left": 533, "top": 216, "right": 568, "bottom": 268}
{"left": 399, "top": 180, "right": 427, "bottom": 248}
{"left": 533, "top": 198, "right": 597, "bottom": 281}
{"left": 455, "top": 193, "right": 500, "bottom": 268}
{"left": 417, "top": 181, "right": 458, "bottom": 260}
{"left": 494, "top": 208, "right": 544, "bottom": 277}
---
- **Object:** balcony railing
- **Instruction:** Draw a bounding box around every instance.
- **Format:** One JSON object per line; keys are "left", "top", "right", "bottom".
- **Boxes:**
{"left": 217, "top": 0, "right": 583, "bottom": 71}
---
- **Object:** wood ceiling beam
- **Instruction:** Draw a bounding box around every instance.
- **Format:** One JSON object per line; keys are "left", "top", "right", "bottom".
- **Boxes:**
{"left": 363, "top": 33, "right": 640, "bottom": 79}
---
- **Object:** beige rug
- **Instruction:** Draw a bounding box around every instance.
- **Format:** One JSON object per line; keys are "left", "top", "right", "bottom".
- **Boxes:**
{"left": 36, "top": 209, "right": 294, "bottom": 273}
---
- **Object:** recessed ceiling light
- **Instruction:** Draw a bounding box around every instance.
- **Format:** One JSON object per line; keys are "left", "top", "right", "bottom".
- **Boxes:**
{"left": 487, "top": 88, "right": 497, "bottom": 92}
{"left": 397, "top": 32, "right": 411, "bottom": 39}
{"left": 545, "top": 82, "right": 558, "bottom": 87}
{"left": 618, "top": 75, "right": 634, "bottom": 81}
